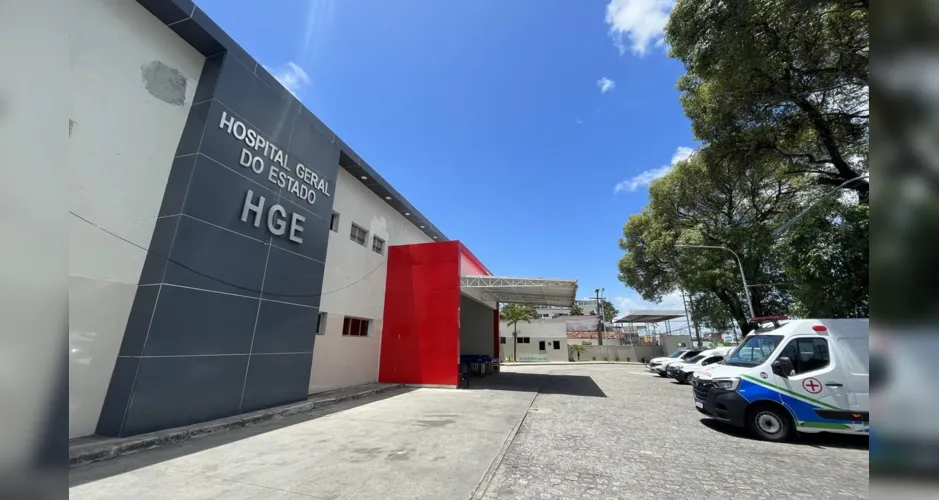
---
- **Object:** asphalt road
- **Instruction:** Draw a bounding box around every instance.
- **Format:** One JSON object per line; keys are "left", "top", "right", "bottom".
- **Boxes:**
{"left": 477, "top": 364, "right": 870, "bottom": 500}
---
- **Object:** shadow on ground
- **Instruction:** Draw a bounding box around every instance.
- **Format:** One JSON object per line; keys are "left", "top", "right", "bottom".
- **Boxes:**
{"left": 465, "top": 371, "right": 606, "bottom": 398}
{"left": 69, "top": 388, "right": 414, "bottom": 488}
{"left": 700, "top": 418, "right": 870, "bottom": 450}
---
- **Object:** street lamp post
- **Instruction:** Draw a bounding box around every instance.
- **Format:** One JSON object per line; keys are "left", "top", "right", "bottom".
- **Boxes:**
{"left": 675, "top": 244, "right": 756, "bottom": 320}
{"left": 595, "top": 288, "right": 605, "bottom": 346}
{"left": 773, "top": 174, "right": 869, "bottom": 237}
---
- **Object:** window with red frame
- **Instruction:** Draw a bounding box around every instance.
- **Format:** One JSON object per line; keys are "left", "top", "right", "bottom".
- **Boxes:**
{"left": 342, "top": 317, "right": 370, "bottom": 337}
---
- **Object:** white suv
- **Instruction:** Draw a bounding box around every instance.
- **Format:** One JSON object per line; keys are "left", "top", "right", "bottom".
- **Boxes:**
{"left": 647, "top": 349, "right": 703, "bottom": 377}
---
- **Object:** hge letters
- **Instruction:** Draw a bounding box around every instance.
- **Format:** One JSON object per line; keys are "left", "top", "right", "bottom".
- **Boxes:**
{"left": 240, "top": 190, "right": 305, "bottom": 244}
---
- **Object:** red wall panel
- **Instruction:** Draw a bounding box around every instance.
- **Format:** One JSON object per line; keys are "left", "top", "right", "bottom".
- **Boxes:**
{"left": 379, "top": 241, "right": 461, "bottom": 386}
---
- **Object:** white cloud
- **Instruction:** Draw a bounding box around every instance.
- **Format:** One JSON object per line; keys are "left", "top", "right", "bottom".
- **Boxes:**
{"left": 597, "top": 77, "right": 616, "bottom": 93}
{"left": 604, "top": 0, "right": 675, "bottom": 56}
{"left": 614, "top": 146, "right": 693, "bottom": 193}
{"left": 268, "top": 62, "right": 310, "bottom": 96}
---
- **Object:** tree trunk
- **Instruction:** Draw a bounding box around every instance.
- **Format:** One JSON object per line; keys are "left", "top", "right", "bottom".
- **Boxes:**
{"left": 513, "top": 324, "right": 518, "bottom": 362}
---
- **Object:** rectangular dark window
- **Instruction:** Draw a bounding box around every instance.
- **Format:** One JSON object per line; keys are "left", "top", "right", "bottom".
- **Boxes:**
{"left": 316, "top": 312, "right": 327, "bottom": 335}
{"left": 500, "top": 337, "right": 506, "bottom": 344}
{"left": 330, "top": 212, "right": 340, "bottom": 232}
{"left": 538, "top": 341, "right": 546, "bottom": 351}
{"left": 342, "top": 316, "right": 370, "bottom": 337}
{"left": 372, "top": 236, "right": 385, "bottom": 255}
{"left": 780, "top": 337, "right": 830, "bottom": 374}
{"left": 553, "top": 341, "right": 561, "bottom": 350}
{"left": 350, "top": 223, "right": 368, "bottom": 246}
{"left": 518, "top": 337, "right": 530, "bottom": 344}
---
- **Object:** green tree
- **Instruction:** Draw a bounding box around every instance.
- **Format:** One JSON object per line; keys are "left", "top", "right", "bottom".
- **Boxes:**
{"left": 776, "top": 197, "right": 869, "bottom": 317}
{"left": 618, "top": 150, "right": 799, "bottom": 335}
{"left": 665, "top": 0, "right": 869, "bottom": 202}
{"left": 570, "top": 344, "right": 586, "bottom": 361}
{"left": 500, "top": 304, "right": 540, "bottom": 361}
{"left": 569, "top": 302, "right": 584, "bottom": 316}
{"left": 599, "top": 299, "right": 619, "bottom": 323}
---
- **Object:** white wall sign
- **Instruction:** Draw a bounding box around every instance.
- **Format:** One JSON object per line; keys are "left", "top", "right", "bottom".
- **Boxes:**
{"left": 517, "top": 354, "right": 549, "bottom": 362}
{"left": 220, "top": 111, "right": 331, "bottom": 206}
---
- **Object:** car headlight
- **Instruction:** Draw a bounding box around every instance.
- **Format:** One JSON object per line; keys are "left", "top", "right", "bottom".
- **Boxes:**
{"left": 712, "top": 377, "right": 740, "bottom": 391}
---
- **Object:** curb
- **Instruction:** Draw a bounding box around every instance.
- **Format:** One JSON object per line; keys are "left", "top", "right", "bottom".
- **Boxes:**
{"left": 69, "top": 383, "right": 406, "bottom": 467}
{"left": 470, "top": 392, "right": 538, "bottom": 500}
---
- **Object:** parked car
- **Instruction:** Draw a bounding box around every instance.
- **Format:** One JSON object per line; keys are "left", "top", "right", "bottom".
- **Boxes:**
{"left": 647, "top": 349, "right": 703, "bottom": 377}
{"left": 692, "top": 318, "right": 869, "bottom": 442}
{"left": 667, "top": 347, "right": 733, "bottom": 383}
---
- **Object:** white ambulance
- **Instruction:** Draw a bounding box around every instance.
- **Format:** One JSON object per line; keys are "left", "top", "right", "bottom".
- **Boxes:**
{"left": 692, "top": 317, "right": 869, "bottom": 442}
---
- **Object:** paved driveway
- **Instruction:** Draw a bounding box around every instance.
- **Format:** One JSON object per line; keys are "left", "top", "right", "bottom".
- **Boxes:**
{"left": 70, "top": 387, "right": 537, "bottom": 500}
{"left": 70, "top": 364, "right": 869, "bottom": 499}
{"left": 478, "top": 364, "right": 869, "bottom": 500}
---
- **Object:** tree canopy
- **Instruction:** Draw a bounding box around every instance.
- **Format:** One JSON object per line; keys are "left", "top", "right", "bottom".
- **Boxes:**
{"left": 666, "top": 0, "right": 869, "bottom": 200}
{"left": 617, "top": 0, "right": 869, "bottom": 335}
{"left": 500, "top": 304, "right": 540, "bottom": 329}
{"left": 599, "top": 299, "right": 619, "bottom": 322}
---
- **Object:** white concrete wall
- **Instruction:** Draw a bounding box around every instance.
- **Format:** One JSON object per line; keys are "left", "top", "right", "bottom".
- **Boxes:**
{"left": 310, "top": 168, "right": 432, "bottom": 394}
{"left": 68, "top": 0, "right": 203, "bottom": 438}
{"left": 499, "top": 319, "right": 568, "bottom": 362}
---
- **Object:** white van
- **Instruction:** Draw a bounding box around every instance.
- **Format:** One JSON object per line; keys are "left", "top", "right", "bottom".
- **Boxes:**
{"left": 692, "top": 318, "right": 869, "bottom": 442}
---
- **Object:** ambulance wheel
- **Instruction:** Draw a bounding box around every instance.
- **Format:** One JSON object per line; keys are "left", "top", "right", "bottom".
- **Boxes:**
{"left": 747, "top": 404, "right": 793, "bottom": 442}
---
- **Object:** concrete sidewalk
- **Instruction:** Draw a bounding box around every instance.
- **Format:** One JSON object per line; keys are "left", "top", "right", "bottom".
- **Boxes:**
{"left": 69, "top": 386, "right": 538, "bottom": 500}
{"left": 70, "top": 383, "right": 405, "bottom": 467}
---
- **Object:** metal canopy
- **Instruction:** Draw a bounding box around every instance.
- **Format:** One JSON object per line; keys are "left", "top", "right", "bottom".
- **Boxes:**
{"left": 461, "top": 276, "right": 578, "bottom": 307}
{"left": 614, "top": 309, "right": 685, "bottom": 324}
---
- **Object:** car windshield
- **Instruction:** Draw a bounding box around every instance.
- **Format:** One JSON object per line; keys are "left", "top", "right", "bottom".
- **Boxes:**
{"left": 668, "top": 350, "right": 686, "bottom": 358}
{"left": 724, "top": 335, "right": 784, "bottom": 367}
{"left": 686, "top": 354, "right": 706, "bottom": 364}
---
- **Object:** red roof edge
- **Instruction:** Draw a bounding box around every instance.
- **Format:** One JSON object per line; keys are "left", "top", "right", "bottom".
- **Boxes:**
{"left": 457, "top": 241, "right": 492, "bottom": 276}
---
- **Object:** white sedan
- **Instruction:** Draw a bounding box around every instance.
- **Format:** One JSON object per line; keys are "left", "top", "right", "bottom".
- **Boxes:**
{"left": 667, "top": 347, "right": 734, "bottom": 384}
{"left": 647, "top": 349, "right": 703, "bottom": 377}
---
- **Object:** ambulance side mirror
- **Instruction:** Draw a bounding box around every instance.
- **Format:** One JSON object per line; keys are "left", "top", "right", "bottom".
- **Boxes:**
{"left": 772, "top": 357, "right": 794, "bottom": 378}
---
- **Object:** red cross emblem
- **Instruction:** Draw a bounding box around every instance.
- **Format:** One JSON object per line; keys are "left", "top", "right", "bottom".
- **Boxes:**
{"left": 802, "top": 378, "right": 822, "bottom": 394}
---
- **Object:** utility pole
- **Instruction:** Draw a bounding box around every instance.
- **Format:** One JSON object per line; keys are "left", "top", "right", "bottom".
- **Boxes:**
{"left": 680, "top": 289, "right": 703, "bottom": 348}
{"left": 595, "top": 288, "right": 605, "bottom": 346}
{"left": 676, "top": 244, "right": 756, "bottom": 320}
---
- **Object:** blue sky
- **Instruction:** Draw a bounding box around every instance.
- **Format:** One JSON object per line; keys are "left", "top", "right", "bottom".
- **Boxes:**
{"left": 197, "top": 0, "right": 693, "bottom": 318}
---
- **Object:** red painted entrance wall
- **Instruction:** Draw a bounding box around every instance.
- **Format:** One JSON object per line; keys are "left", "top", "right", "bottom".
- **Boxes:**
{"left": 379, "top": 241, "right": 462, "bottom": 386}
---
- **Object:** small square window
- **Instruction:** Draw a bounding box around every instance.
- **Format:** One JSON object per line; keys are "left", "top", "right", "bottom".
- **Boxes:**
{"left": 350, "top": 223, "right": 368, "bottom": 246}
{"left": 316, "top": 312, "right": 327, "bottom": 335}
{"left": 500, "top": 337, "right": 506, "bottom": 344}
{"left": 342, "top": 316, "right": 371, "bottom": 337}
{"left": 372, "top": 236, "right": 385, "bottom": 255}
{"left": 553, "top": 341, "right": 561, "bottom": 350}
{"left": 330, "top": 212, "right": 340, "bottom": 232}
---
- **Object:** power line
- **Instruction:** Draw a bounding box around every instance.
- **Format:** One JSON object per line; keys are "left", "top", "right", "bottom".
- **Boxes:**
{"left": 70, "top": 211, "right": 388, "bottom": 298}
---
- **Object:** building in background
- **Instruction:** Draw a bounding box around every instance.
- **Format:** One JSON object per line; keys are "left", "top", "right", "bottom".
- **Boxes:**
{"left": 499, "top": 319, "right": 568, "bottom": 362}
